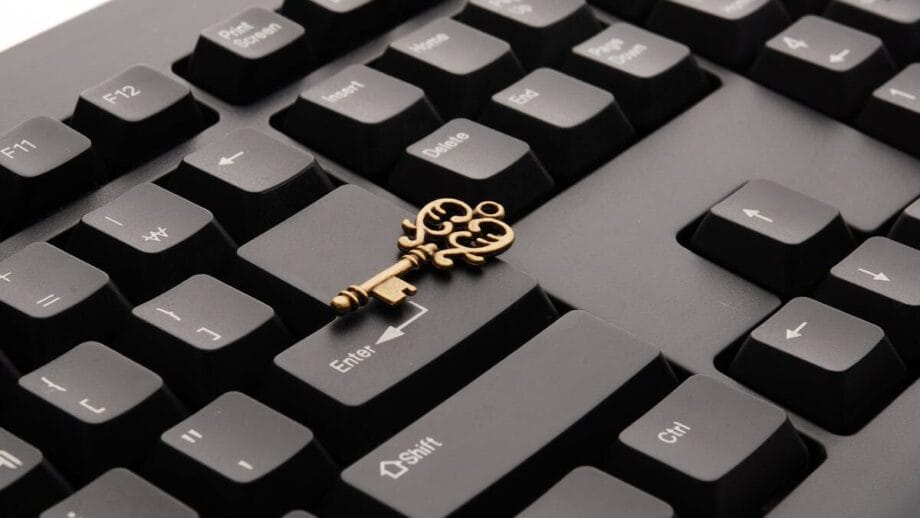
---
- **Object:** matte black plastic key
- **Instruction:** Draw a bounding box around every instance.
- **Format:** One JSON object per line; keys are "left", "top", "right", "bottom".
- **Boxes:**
{"left": 67, "top": 183, "right": 236, "bottom": 302}
{"left": 284, "top": 512, "right": 317, "bottom": 518}
{"left": 691, "top": 179, "right": 854, "bottom": 296}
{"left": 123, "top": 274, "right": 291, "bottom": 406}
{"left": 889, "top": 197, "right": 920, "bottom": 249}
{"left": 389, "top": 118, "right": 554, "bottom": 218}
{"left": 11, "top": 342, "right": 185, "bottom": 482}
{"left": 40, "top": 468, "right": 197, "bottom": 518}
{"left": 264, "top": 260, "right": 555, "bottom": 463}
{"left": 750, "top": 15, "right": 895, "bottom": 119}
{"left": 825, "top": 0, "right": 920, "bottom": 65}
{"left": 71, "top": 65, "right": 206, "bottom": 167}
{"left": 857, "top": 64, "right": 920, "bottom": 158}
{"left": 0, "top": 117, "right": 100, "bottom": 235}
{"left": 782, "top": 0, "right": 829, "bottom": 17}
{"left": 518, "top": 466, "right": 674, "bottom": 518}
{"left": 336, "top": 311, "right": 677, "bottom": 517}
{"left": 609, "top": 375, "right": 810, "bottom": 518}
{"left": 284, "top": 64, "right": 442, "bottom": 179}
{"left": 188, "top": 7, "right": 314, "bottom": 103}
{"left": 564, "top": 23, "right": 709, "bottom": 130}
{"left": 730, "top": 297, "right": 906, "bottom": 433}
{"left": 0, "top": 242, "right": 128, "bottom": 371}
{"left": 815, "top": 236, "right": 920, "bottom": 364}
{"left": 0, "top": 427, "right": 70, "bottom": 518}
{"left": 167, "top": 128, "right": 333, "bottom": 242}
{"left": 647, "top": 0, "right": 790, "bottom": 67}
{"left": 456, "top": 0, "right": 601, "bottom": 69}
{"left": 148, "top": 391, "right": 336, "bottom": 517}
{"left": 481, "top": 68, "right": 634, "bottom": 182}
{"left": 374, "top": 18, "right": 526, "bottom": 119}
{"left": 281, "top": 0, "right": 402, "bottom": 59}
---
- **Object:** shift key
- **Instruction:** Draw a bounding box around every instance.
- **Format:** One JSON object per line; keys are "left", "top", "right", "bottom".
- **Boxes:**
{"left": 337, "top": 311, "right": 677, "bottom": 517}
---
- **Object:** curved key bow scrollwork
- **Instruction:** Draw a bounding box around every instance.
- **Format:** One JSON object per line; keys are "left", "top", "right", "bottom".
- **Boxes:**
{"left": 330, "top": 198, "right": 515, "bottom": 314}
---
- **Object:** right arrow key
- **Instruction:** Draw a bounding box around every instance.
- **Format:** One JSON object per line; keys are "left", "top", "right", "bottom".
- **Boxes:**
{"left": 816, "top": 236, "right": 920, "bottom": 365}
{"left": 729, "top": 297, "right": 907, "bottom": 433}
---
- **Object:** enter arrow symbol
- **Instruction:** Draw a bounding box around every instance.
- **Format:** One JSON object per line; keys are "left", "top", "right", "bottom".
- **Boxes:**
{"left": 858, "top": 268, "right": 890, "bottom": 282}
{"left": 376, "top": 301, "right": 429, "bottom": 344}
{"left": 219, "top": 151, "right": 244, "bottom": 166}
{"left": 743, "top": 209, "right": 774, "bottom": 223}
{"left": 786, "top": 321, "right": 807, "bottom": 340}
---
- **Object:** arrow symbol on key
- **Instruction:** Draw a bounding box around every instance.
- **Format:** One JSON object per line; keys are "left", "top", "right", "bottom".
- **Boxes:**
{"left": 786, "top": 321, "right": 807, "bottom": 340}
{"left": 219, "top": 151, "right": 244, "bottom": 166}
{"left": 376, "top": 301, "right": 428, "bottom": 344}
{"left": 890, "top": 88, "right": 917, "bottom": 101}
{"left": 743, "top": 209, "right": 774, "bottom": 223}
{"left": 858, "top": 268, "right": 890, "bottom": 282}
{"left": 829, "top": 49, "right": 850, "bottom": 64}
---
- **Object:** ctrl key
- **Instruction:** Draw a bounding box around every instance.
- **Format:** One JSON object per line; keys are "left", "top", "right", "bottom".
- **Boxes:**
{"left": 608, "top": 375, "right": 809, "bottom": 518}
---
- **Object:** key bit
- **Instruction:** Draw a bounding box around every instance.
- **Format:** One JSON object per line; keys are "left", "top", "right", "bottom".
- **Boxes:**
{"left": 330, "top": 198, "right": 515, "bottom": 314}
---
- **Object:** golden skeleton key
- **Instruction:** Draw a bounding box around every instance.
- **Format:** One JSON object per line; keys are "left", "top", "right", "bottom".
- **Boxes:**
{"left": 330, "top": 198, "right": 516, "bottom": 314}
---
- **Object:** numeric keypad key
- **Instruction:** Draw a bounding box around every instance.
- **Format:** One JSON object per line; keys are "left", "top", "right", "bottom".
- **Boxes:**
{"left": 67, "top": 184, "right": 236, "bottom": 301}
{"left": 825, "top": 0, "right": 920, "bottom": 65}
{"left": 0, "top": 242, "right": 128, "bottom": 370}
{"left": 858, "top": 64, "right": 920, "bottom": 157}
{"left": 0, "top": 427, "right": 70, "bottom": 518}
{"left": 71, "top": 65, "right": 207, "bottom": 167}
{"left": 751, "top": 16, "right": 895, "bottom": 118}
{"left": 40, "top": 468, "right": 196, "bottom": 518}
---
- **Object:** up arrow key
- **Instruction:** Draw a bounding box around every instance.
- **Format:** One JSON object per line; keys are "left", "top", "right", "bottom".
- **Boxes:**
{"left": 742, "top": 208, "right": 774, "bottom": 223}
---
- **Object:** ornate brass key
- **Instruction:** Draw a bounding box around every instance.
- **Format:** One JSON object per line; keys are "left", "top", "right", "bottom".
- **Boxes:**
{"left": 330, "top": 198, "right": 515, "bottom": 314}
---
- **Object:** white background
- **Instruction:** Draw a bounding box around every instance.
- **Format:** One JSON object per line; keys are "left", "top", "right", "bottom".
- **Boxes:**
{"left": 0, "top": 0, "right": 110, "bottom": 52}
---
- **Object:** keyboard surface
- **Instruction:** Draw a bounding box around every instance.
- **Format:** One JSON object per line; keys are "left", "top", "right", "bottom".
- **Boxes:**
{"left": 2, "top": 0, "right": 920, "bottom": 516}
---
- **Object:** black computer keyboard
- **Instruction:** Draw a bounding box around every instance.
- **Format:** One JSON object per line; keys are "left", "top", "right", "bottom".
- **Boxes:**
{"left": 1, "top": 0, "right": 919, "bottom": 516}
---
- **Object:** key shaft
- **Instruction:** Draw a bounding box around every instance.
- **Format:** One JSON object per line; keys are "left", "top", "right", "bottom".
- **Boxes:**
{"left": 331, "top": 243, "right": 437, "bottom": 313}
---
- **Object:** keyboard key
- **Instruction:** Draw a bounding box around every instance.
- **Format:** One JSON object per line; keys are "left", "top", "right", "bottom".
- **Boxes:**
{"left": 729, "top": 297, "right": 906, "bottom": 432}
{"left": 71, "top": 65, "right": 206, "bottom": 167}
{"left": 588, "top": 0, "right": 658, "bottom": 20}
{"left": 857, "top": 64, "right": 920, "bottom": 157}
{"left": 691, "top": 180, "right": 854, "bottom": 296}
{"left": 148, "top": 391, "right": 335, "bottom": 517}
{"left": 40, "top": 468, "right": 196, "bottom": 518}
{"left": 67, "top": 183, "right": 236, "bottom": 302}
{"left": 167, "top": 128, "right": 333, "bottom": 242}
{"left": 281, "top": 0, "right": 401, "bottom": 58}
{"left": 564, "top": 23, "right": 709, "bottom": 130}
{"left": 283, "top": 64, "right": 442, "bottom": 178}
{"left": 816, "top": 236, "right": 920, "bottom": 364}
{"left": 374, "top": 18, "right": 526, "bottom": 119}
{"left": 0, "top": 117, "right": 100, "bottom": 234}
{"left": 481, "top": 68, "right": 634, "bottom": 182}
{"left": 0, "top": 242, "right": 128, "bottom": 370}
{"left": 388, "top": 118, "right": 554, "bottom": 218}
{"left": 750, "top": 16, "right": 895, "bottom": 119}
{"left": 889, "top": 197, "right": 920, "bottom": 249}
{"left": 124, "top": 275, "right": 291, "bottom": 406}
{"left": 0, "top": 427, "right": 70, "bottom": 518}
{"left": 610, "top": 375, "right": 809, "bottom": 517}
{"left": 456, "top": 0, "right": 601, "bottom": 69}
{"left": 518, "top": 466, "right": 674, "bottom": 518}
{"left": 264, "top": 261, "right": 555, "bottom": 462}
{"left": 11, "top": 342, "right": 185, "bottom": 482}
{"left": 825, "top": 0, "right": 920, "bottom": 65}
{"left": 188, "top": 8, "right": 313, "bottom": 103}
{"left": 336, "top": 311, "right": 677, "bottom": 516}
{"left": 283, "top": 512, "right": 317, "bottom": 518}
{"left": 647, "top": 0, "right": 790, "bottom": 67}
